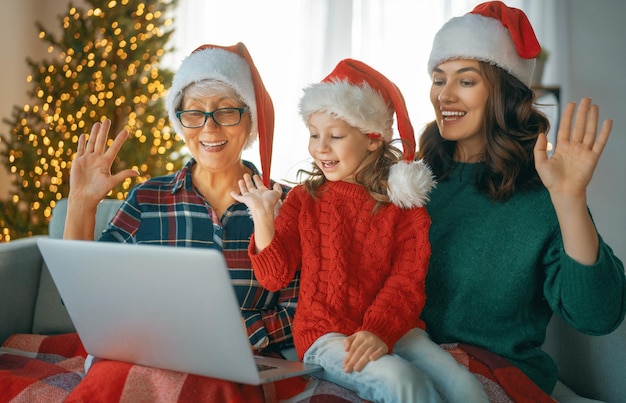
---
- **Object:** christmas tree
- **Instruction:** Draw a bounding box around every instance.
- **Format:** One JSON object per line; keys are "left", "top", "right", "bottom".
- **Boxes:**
{"left": 0, "top": 0, "right": 185, "bottom": 242}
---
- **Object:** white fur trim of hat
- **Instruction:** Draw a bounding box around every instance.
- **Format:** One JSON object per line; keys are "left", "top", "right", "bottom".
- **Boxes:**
{"left": 428, "top": 11, "right": 537, "bottom": 87}
{"left": 166, "top": 47, "right": 257, "bottom": 147}
{"left": 299, "top": 78, "right": 394, "bottom": 141}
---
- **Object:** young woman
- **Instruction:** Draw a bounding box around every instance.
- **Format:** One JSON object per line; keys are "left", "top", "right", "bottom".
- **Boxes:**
{"left": 418, "top": 1, "right": 626, "bottom": 395}
{"left": 233, "top": 58, "right": 488, "bottom": 403}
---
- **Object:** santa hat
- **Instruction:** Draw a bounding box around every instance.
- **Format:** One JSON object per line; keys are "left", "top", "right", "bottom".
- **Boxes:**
{"left": 299, "top": 58, "right": 435, "bottom": 208}
{"left": 427, "top": 1, "right": 541, "bottom": 87}
{"left": 166, "top": 42, "right": 274, "bottom": 186}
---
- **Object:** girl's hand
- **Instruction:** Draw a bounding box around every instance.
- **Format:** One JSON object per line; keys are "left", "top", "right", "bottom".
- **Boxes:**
{"left": 231, "top": 173, "right": 283, "bottom": 218}
{"left": 231, "top": 173, "right": 283, "bottom": 251}
{"left": 534, "top": 97, "right": 612, "bottom": 200}
{"left": 342, "top": 331, "right": 388, "bottom": 373}
{"left": 69, "top": 119, "right": 139, "bottom": 205}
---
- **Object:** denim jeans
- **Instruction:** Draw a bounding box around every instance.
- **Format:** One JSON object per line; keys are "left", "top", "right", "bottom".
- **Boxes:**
{"left": 303, "top": 328, "right": 488, "bottom": 403}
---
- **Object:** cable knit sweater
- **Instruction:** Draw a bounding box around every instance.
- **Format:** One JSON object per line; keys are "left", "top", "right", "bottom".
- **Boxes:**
{"left": 249, "top": 180, "right": 431, "bottom": 360}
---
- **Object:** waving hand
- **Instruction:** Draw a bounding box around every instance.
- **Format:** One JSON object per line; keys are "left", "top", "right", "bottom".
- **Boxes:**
{"left": 533, "top": 97, "right": 612, "bottom": 264}
{"left": 534, "top": 97, "right": 612, "bottom": 198}
{"left": 69, "top": 119, "right": 139, "bottom": 203}
{"left": 64, "top": 119, "right": 138, "bottom": 239}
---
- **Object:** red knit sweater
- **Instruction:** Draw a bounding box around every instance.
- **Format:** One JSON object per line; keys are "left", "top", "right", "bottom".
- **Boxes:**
{"left": 249, "top": 181, "right": 431, "bottom": 360}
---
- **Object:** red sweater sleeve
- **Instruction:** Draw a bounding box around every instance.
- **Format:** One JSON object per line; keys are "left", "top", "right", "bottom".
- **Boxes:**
{"left": 249, "top": 188, "right": 304, "bottom": 292}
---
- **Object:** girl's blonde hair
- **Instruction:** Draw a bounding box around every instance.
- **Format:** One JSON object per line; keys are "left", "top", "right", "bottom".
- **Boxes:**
{"left": 297, "top": 137, "right": 406, "bottom": 212}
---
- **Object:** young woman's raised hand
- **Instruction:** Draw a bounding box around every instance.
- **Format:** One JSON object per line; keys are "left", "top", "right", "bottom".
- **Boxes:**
{"left": 534, "top": 97, "right": 611, "bottom": 264}
{"left": 534, "top": 97, "right": 613, "bottom": 199}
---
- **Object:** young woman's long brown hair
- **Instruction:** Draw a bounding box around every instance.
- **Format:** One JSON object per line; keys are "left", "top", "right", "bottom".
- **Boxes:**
{"left": 418, "top": 61, "right": 550, "bottom": 202}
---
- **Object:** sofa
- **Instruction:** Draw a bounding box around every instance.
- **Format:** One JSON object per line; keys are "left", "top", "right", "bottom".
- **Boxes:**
{"left": 0, "top": 198, "right": 121, "bottom": 345}
{"left": 0, "top": 198, "right": 624, "bottom": 402}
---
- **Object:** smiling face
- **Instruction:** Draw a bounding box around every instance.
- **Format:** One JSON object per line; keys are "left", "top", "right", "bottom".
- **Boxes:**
{"left": 307, "top": 112, "right": 382, "bottom": 183}
{"left": 430, "top": 59, "right": 490, "bottom": 162}
{"left": 180, "top": 91, "right": 251, "bottom": 177}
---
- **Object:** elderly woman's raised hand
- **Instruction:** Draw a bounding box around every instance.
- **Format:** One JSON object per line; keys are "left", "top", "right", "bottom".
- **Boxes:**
{"left": 64, "top": 119, "right": 139, "bottom": 240}
{"left": 534, "top": 97, "right": 612, "bottom": 200}
{"left": 69, "top": 119, "right": 139, "bottom": 205}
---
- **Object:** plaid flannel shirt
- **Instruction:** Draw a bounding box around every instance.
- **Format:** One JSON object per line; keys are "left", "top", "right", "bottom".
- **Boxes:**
{"left": 98, "top": 159, "right": 297, "bottom": 350}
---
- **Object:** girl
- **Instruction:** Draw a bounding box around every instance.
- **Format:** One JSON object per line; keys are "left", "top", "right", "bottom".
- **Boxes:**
{"left": 233, "top": 59, "right": 488, "bottom": 403}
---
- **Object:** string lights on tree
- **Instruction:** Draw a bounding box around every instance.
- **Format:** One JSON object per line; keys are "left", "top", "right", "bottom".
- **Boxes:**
{"left": 0, "top": 0, "right": 184, "bottom": 242}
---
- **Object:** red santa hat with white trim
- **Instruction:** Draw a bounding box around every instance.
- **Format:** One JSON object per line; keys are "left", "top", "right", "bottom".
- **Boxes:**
{"left": 166, "top": 42, "right": 274, "bottom": 186}
{"left": 299, "top": 58, "right": 435, "bottom": 208}
{"left": 428, "top": 1, "right": 541, "bottom": 88}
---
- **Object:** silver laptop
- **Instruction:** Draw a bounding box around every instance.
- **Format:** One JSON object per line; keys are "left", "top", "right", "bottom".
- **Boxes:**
{"left": 37, "top": 238, "right": 321, "bottom": 385}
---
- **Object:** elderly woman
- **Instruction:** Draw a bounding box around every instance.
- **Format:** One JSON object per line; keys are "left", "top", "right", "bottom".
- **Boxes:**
{"left": 63, "top": 42, "right": 296, "bottom": 352}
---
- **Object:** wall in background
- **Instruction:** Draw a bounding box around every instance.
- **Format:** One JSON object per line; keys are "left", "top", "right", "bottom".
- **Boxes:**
{"left": 564, "top": 0, "right": 626, "bottom": 264}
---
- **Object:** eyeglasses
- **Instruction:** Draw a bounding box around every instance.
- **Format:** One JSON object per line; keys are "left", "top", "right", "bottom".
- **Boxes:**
{"left": 176, "top": 106, "right": 250, "bottom": 128}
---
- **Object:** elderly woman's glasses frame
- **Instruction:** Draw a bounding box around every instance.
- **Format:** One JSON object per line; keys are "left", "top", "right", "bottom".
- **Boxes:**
{"left": 176, "top": 106, "right": 250, "bottom": 128}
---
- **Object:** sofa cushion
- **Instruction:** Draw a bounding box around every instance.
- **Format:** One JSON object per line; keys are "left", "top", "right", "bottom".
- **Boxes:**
{"left": 31, "top": 261, "right": 75, "bottom": 335}
{"left": 31, "top": 198, "right": 124, "bottom": 334}
{"left": 48, "top": 198, "right": 123, "bottom": 239}
{"left": 544, "top": 315, "right": 623, "bottom": 402}
{"left": 0, "top": 236, "right": 45, "bottom": 343}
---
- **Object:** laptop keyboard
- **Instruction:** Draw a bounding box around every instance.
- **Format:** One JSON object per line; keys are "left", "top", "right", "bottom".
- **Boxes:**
{"left": 256, "top": 363, "right": 277, "bottom": 372}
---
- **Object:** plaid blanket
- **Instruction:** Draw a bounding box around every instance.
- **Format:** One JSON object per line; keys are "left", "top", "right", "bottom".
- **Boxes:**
{"left": 441, "top": 343, "right": 556, "bottom": 403}
{"left": 0, "top": 333, "right": 555, "bottom": 402}
{"left": 0, "top": 333, "right": 86, "bottom": 402}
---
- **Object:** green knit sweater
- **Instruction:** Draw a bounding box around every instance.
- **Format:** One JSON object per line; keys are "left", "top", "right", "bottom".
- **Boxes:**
{"left": 421, "top": 162, "right": 626, "bottom": 394}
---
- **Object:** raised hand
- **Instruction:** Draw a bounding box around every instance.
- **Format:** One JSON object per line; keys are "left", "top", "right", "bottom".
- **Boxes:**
{"left": 342, "top": 330, "right": 388, "bottom": 373}
{"left": 64, "top": 119, "right": 139, "bottom": 240}
{"left": 533, "top": 97, "right": 610, "bottom": 264}
{"left": 534, "top": 97, "right": 612, "bottom": 199}
{"left": 232, "top": 174, "right": 283, "bottom": 217}
{"left": 231, "top": 173, "right": 283, "bottom": 251}
{"left": 69, "top": 119, "right": 139, "bottom": 204}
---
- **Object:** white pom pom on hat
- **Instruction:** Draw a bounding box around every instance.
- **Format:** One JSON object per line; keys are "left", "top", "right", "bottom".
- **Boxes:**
{"left": 427, "top": 1, "right": 541, "bottom": 87}
{"left": 388, "top": 159, "right": 436, "bottom": 209}
{"left": 166, "top": 42, "right": 275, "bottom": 186}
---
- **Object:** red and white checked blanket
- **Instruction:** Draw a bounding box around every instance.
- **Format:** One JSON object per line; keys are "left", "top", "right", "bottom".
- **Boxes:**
{"left": 0, "top": 333, "right": 86, "bottom": 402}
{"left": 0, "top": 333, "right": 555, "bottom": 402}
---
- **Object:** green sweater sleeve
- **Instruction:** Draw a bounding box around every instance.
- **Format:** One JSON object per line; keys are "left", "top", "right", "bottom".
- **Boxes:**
{"left": 544, "top": 234, "right": 626, "bottom": 334}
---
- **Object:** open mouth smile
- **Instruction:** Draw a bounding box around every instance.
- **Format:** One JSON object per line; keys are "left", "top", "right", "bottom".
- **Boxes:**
{"left": 441, "top": 110, "right": 466, "bottom": 120}
{"left": 200, "top": 140, "right": 227, "bottom": 148}
{"left": 319, "top": 160, "right": 338, "bottom": 168}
